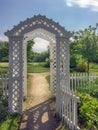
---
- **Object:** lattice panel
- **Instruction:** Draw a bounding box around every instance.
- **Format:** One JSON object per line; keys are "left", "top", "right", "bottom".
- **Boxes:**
{"left": 22, "top": 43, "right": 27, "bottom": 98}
{"left": 12, "top": 40, "right": 21, "bottom": 77}
{"left": 50, "top": 44, "right": 56, "bottom": 96}
{"left": 60, "top": 41, "right": 67, "bottom": 89}
{"left": 9, "top": 37, "right": 23, "bottom": 114}
{"left": 12, "top": 80, "right": 20, "bottom": 111}
{"left": 58, "top": 39, "right": 70, "bottom": 117}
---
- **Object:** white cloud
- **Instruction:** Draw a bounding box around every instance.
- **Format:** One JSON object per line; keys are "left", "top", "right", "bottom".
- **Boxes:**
{"left": 0, "top": 35, "right": 8, "bottom": 41}
{"left": 33, "top": 38, "right": 49, "bottom": 53}
{"left": 65, "top": 0, "right": 98, "bottom": 12}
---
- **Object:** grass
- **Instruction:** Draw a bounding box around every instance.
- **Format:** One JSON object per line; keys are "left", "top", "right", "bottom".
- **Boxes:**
{"left": 27, "top": 62, "right": 50, "bottom": 73}
{"left": 46, "top": 75, "right": 50, "bottom": 85}
{"left": 0, "top": 62, "right": 8, "bottom": 74}
{"left": 0, "top": 62, "right": 50, "bottom": 74}
{"left": 0, "top": 114, "right": 21, "bottom": 130}
{"left": 89, "top": 63, "right": 98, "bottom": 75}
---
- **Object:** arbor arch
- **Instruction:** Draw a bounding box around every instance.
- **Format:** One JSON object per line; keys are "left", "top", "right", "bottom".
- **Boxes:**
{"left": 5, "top": 14, "right": 71, "bottom": 114}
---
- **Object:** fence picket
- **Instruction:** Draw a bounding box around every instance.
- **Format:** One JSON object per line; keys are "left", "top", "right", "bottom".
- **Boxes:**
{"left": 0, "top": 73, "right": 8, "bottom": 98}
{"left": 70, "top": 73, "right": 98, "bottom": 91}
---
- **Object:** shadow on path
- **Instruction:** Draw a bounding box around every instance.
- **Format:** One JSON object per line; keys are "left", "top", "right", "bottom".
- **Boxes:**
{"left": 19, "top": 99, "right": 60, "bottom": 130}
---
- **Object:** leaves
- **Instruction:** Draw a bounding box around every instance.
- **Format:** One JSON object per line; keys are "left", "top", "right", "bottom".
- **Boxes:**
{"left": 70, "top": 25, "right": 98, "bottom": 73}
{"left": 78, "top": 93, "right": 98, "bottom": 129}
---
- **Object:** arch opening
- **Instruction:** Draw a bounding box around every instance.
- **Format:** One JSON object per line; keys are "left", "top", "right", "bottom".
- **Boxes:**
{"left": 23, "top": 28, "right": 57, "bottom": 102}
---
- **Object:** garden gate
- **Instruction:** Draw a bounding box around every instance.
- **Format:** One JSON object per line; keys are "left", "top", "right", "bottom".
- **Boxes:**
{"left": 5, "top": 15, "right": 78, "bottom": 129}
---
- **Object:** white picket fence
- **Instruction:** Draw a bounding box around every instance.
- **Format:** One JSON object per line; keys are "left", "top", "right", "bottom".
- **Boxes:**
{"left": 63, "top": 73, "right": 98, "bottom": 130}
{"left": 0, "top": 73, "right": 9, "bottom": 98}
{"left": 70, "top": 73, "right": 98, "bottom": 92}
{"left": 61, "top": 89, "right": 80, "bottom": 130}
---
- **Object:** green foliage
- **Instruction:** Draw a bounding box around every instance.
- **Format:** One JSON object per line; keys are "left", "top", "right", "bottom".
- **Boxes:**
{"left": 77, "top": 79, "right": 98, "bottom": 129}
{"left": 70, "top": 25, "right": 98, "bottom": 73}
{"left": 77, "top": 79, "right": 98, "bottom": 99}
{"left": 0, "top": 92, "right": 8, "bottom": 122}
{"left": 46, "top": 75, "right": 50, "bottom": 85}
{"left": 0, "top": 105, "right": 8, "bottom": 122}
{"left": 78, "top": 93, "right": 98, "bottom": 129}
{"left": 43, "top": 58, "right": 50, "bottom": 68}
{"left": 0, "top": 87, "right": 21, "bottom": 130}
{"left": 0, "top": 114, "right": 21, "bottom": 130}
{"left": 33, "top": 50, "right": 50, "bottom": 62}
{"left": 76, "top": 61, "right": 88, "bottom": 72}
{"left": 27, "top": 40, "right": 35, "bottom": 62}
{"left": 0, "top": 42, "right": 9, "bottom": 62}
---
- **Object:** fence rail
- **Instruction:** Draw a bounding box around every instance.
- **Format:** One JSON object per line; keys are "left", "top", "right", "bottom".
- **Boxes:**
{"left": 0, "top": 73, "right": 9, "bottom": 98}
{"left": 70, "top": 73, "right": 98, "bottom": 92}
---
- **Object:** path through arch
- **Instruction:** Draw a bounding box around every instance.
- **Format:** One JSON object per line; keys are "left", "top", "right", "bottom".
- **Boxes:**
{"left": 23, "top": 72, "right": 50, "bottom": 110}
{"left": 19, "top": 72, "right": 60, "bottom": 130}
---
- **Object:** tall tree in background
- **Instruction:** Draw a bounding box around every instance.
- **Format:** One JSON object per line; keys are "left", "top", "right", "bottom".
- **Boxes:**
{"left": 70, "top": 25, "right": 98, "bottom": 74}
{"left": 0, "top": 41, "right": 9, "bottom": 62}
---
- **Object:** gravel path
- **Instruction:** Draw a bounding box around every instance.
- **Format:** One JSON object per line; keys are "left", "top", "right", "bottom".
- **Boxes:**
{"left": 19, "top": 72, "right": 59, "bottom": 130}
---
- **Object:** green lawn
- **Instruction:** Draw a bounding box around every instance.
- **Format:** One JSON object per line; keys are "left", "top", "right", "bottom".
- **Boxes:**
{"left": 89, "top": 63, "right": 98, "bottom": 75}
{"left": 0, "top": 62, "right": 8, "bottom": 74}
{"left": 27, "top": 62, "right": 50, "bottom": 73}
{"left": 0, "top": 62, "right": 50, "bottom": 73}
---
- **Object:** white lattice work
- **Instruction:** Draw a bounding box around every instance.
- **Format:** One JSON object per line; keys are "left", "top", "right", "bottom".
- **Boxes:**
{"left": 56, "top": 38, "right": 70, "bottom": 113}
{"left": 8, "top": 36, "right": 23, "bottom": 113}
{"left": 5, "top": 14, "right": 78, "bottom": 130}
{"left": 50, "top": 44, "right": 56, "bottom": 96}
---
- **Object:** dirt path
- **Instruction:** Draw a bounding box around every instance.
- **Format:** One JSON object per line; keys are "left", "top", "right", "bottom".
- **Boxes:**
{"left": 19, "top": 72, "right": 59, "bottom": 130}
{"left": 23, "top": 72, "right": 51, "bottom": 110}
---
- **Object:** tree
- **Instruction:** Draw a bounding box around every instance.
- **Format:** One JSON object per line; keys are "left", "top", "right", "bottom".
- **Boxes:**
{"left": 70, "top": 25, "right": 98, "bottom": 74}
{"left": 27, "top": 40, "right": 35, "bottom": 62}
{"left": 0, "top": 41, "right": 9, "bottom": 62}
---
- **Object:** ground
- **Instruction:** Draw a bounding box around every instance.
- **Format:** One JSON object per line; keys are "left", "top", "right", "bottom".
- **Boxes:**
{"left": 19, "top": 72, "right": 60, "bottom": 130}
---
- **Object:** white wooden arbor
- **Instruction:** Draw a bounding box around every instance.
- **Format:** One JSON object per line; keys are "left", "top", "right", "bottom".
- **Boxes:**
{"left": 5, "top": 14, "right": 73, "bottom": 122}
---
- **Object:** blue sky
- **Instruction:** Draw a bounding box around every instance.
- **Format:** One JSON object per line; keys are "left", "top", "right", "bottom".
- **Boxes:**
{"left": 0, "top": 0, "right": 98, "bottom": 51}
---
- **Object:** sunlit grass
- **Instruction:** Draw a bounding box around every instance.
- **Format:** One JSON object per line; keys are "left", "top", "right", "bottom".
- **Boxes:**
{"left": 0, "top": 62, "right": 50, "bottom": 73}
{"left": 0, "top": 114, "right": 21, "bottom": 130}
{"left": 0, "top": 62, "right": 8, "bottom": 73}
{"left": 27, "top": 62, "right": 50, "bottom": 73}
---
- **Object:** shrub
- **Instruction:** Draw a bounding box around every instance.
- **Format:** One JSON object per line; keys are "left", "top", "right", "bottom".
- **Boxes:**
{"left": 78, "top": 93, "right": 98, "bottom": 129}
{"left": 76, "top": 62, "right": 88, "bottom": 72}
{"left": 43, "top": 58, "right": 50, "bottom": 68}
{"left": 0, "top": 105, "right": 8, "bottom": 122}
{"left": 77, "top": 79, "right": 98, "bottom": 99}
